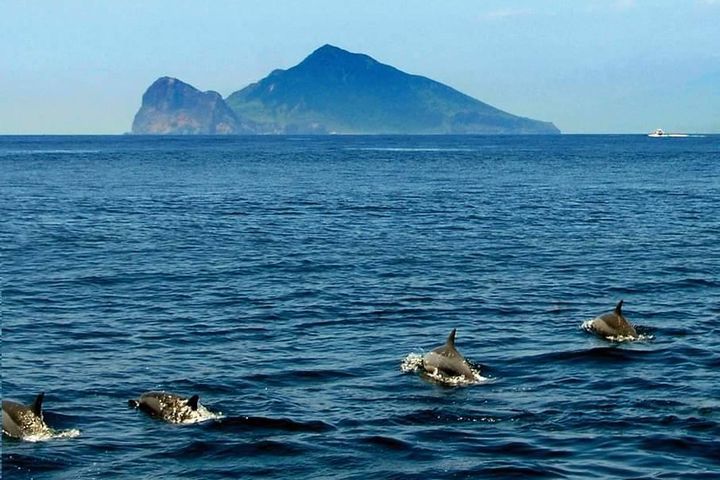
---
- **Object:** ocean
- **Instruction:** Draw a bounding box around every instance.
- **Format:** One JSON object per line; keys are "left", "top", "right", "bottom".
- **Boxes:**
{"left": 2, "top": 134, "right": 719, "bottom": 479}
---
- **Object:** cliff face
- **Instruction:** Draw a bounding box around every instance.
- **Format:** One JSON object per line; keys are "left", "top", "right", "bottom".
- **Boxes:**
{"left": 226, "top": 45, "right": 560, "bottom": 134}
{"left": 131, "top": 77, "right": 252, "bottom": 134}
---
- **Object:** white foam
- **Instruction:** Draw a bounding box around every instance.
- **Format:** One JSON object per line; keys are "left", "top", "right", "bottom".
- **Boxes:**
{"left": 20, "top": 428, "right": 81, "bottom": 442}
{"left": 53, "top": 428, "right": 81, "bottom": 439}
{"left": 580, "top": 320, "right": 595, "bottom": 332}
{"left": 606, "top": 333, "right": 654, "bottom": 342}
{"left": 177, "top": 406, "right": 224, "bottom": 425}
{"left": 400, "top": 352, "right": 424, "bottom": 373}
{"left": 0, "top": 149, "right": 101, "bottom": 156}
{"left": 423, "top": 368, "right": 488, "bottom": 386}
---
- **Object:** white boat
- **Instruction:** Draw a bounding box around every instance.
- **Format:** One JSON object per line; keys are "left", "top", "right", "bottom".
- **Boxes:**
{"left": 648, "top": 128, "right": 688, "bottom": 138}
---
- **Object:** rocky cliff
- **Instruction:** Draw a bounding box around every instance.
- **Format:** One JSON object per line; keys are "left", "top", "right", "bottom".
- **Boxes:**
{"left": 132, "top": 77, "right": 252, "bottom": 135}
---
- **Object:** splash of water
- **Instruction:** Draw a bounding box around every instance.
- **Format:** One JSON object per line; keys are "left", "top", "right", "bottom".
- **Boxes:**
{"left": 400, "top": 353, "right": 424, "bottom": 373}
{"left": 20, "top": 428, "right": 81, "bottom": 442}
{"left": 178, "top": 406, "right": 224, "bottom": 425}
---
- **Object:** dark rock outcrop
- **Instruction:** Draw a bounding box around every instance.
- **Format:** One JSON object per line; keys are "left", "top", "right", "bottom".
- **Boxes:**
{"left": 132, "top": 77, "right": 252, "bottom": 134}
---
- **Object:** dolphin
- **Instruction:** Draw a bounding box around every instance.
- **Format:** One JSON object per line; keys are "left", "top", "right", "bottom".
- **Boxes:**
{"left": 587, "top": 300, "right": 638, "bottom": 339}
{"left": 128, "top": 391, "right": 205, "bottom": 423}
{"left": 422, "top": 329, "right": 477, "bottom": 382}
{"left": 2, "top": 392, "right": 52, "bottom": 439}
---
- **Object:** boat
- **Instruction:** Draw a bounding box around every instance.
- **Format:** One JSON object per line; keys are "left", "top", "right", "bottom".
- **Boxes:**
{"left": 648, "top": 128, "right": 688, "bottom": 138}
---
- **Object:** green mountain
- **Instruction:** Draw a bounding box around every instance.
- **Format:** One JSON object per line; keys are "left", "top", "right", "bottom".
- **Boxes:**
{"left": 225, "top": 44, "right": 559, "bottom": 134}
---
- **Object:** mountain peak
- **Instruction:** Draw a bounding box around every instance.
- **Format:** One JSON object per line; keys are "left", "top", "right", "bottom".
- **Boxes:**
{"left": 154, "top": 76, "right": 179, "bottom": 84}
{"left": 308, "top": 44, "right": 353, "bottom": 58}
{"left": 313, "top": 44, "right": 345, "bottom": 54}
{"left": 298, "top": 44, "right": 377, "bottom": 72}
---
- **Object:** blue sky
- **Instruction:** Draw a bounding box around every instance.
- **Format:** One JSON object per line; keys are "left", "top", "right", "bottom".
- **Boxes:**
{"left": 1, "top": 0, "right": 718, "bottom": 134}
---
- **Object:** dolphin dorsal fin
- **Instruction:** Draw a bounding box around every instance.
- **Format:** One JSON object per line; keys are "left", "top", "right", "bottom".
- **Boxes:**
{"left": 187, "top": 395, "right": 199, "bottom": 411}
{"left": 615, "top": 300, "right": 624, "bottom": 315}
{"left": 446, "top": 329, "right": 457, "bottom": 347}
{"left": 32, "top": 392, "right": 45, "bottom": 418}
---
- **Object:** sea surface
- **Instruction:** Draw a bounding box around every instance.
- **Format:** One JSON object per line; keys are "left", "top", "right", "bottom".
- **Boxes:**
{"left": 2, "top": 134, "right": 719, "bottom": 479}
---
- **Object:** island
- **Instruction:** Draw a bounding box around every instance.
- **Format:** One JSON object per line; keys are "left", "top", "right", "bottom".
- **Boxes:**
{"left": 132, "top": 45, "right": 560, "bottom": 135}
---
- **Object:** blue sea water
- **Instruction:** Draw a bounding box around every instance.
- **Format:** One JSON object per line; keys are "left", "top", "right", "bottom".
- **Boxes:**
{"left": 2, "top": 134, "right": 719, "bottom": 479}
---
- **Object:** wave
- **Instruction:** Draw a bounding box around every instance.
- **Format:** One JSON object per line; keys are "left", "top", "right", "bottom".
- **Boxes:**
{"left": 206, "top": 415, "right": 335, "bottom": 433}
{"left": 170, "top": 438, "right": 307, "bottom": 458}
{"left": 1, "top": 452, "right": 72, "bottom": 474}
{"left": 244, "top": 368, "right": 359, "bottom": 386}
{"left": 345, "top": 147, "right": 475, "bottom": 152}
{"left": 454, "top": 464, "right": 573, "bottom": 479}
{"left": 480, "top": 441, "right": 572, "bottom": 459}
{"left": 0, "top": 149, "right": 102, "bottom": 157}
{"left": 603, "top": 276, "right": 720, "bottom": 293}
{"left": 525, "top": 345, "right": 661, "bottom": 364}
{"left": 639, "top": 434, "right": 720, "bottom": 463}
{"left": 359, "top": 435, "right": 414, "bottom": 451}
{"left": 389, "top": 408, "right": 501, "bottom": 427}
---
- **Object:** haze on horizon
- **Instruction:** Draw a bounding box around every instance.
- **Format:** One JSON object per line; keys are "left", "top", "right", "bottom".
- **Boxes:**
{"left": 1, "top": 0, "right": 718, "bottom": 135}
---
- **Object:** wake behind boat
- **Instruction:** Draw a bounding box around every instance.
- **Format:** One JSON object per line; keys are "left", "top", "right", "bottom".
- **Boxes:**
{"left": 648, "top": 128, "right": 688, "bottom": 138}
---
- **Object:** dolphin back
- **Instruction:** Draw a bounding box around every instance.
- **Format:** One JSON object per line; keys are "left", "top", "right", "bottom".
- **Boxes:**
{"left": 423, "top": 352, "right": 476, "bottom": 380}
{"left": 2, "top": 396, "right": 49, "bottom": 439}
{"left": 591, "top": 300, "right": 637, "bottom": 338}
{"left": 136, "top": 392, "right": 167, "bottom": 416}
{"left": 423, "top": 329, "right": 476, "bottom": 381}
{"left": 3, "top": 401, "right": 26, "bottom": 438}
{"left": 131, "top": 391, "right": 203, "bottom": 423}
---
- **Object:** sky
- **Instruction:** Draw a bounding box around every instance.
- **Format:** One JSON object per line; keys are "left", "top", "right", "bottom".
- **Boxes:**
{"left": 1, "top": 0, "right": 718, "bottom": 134}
